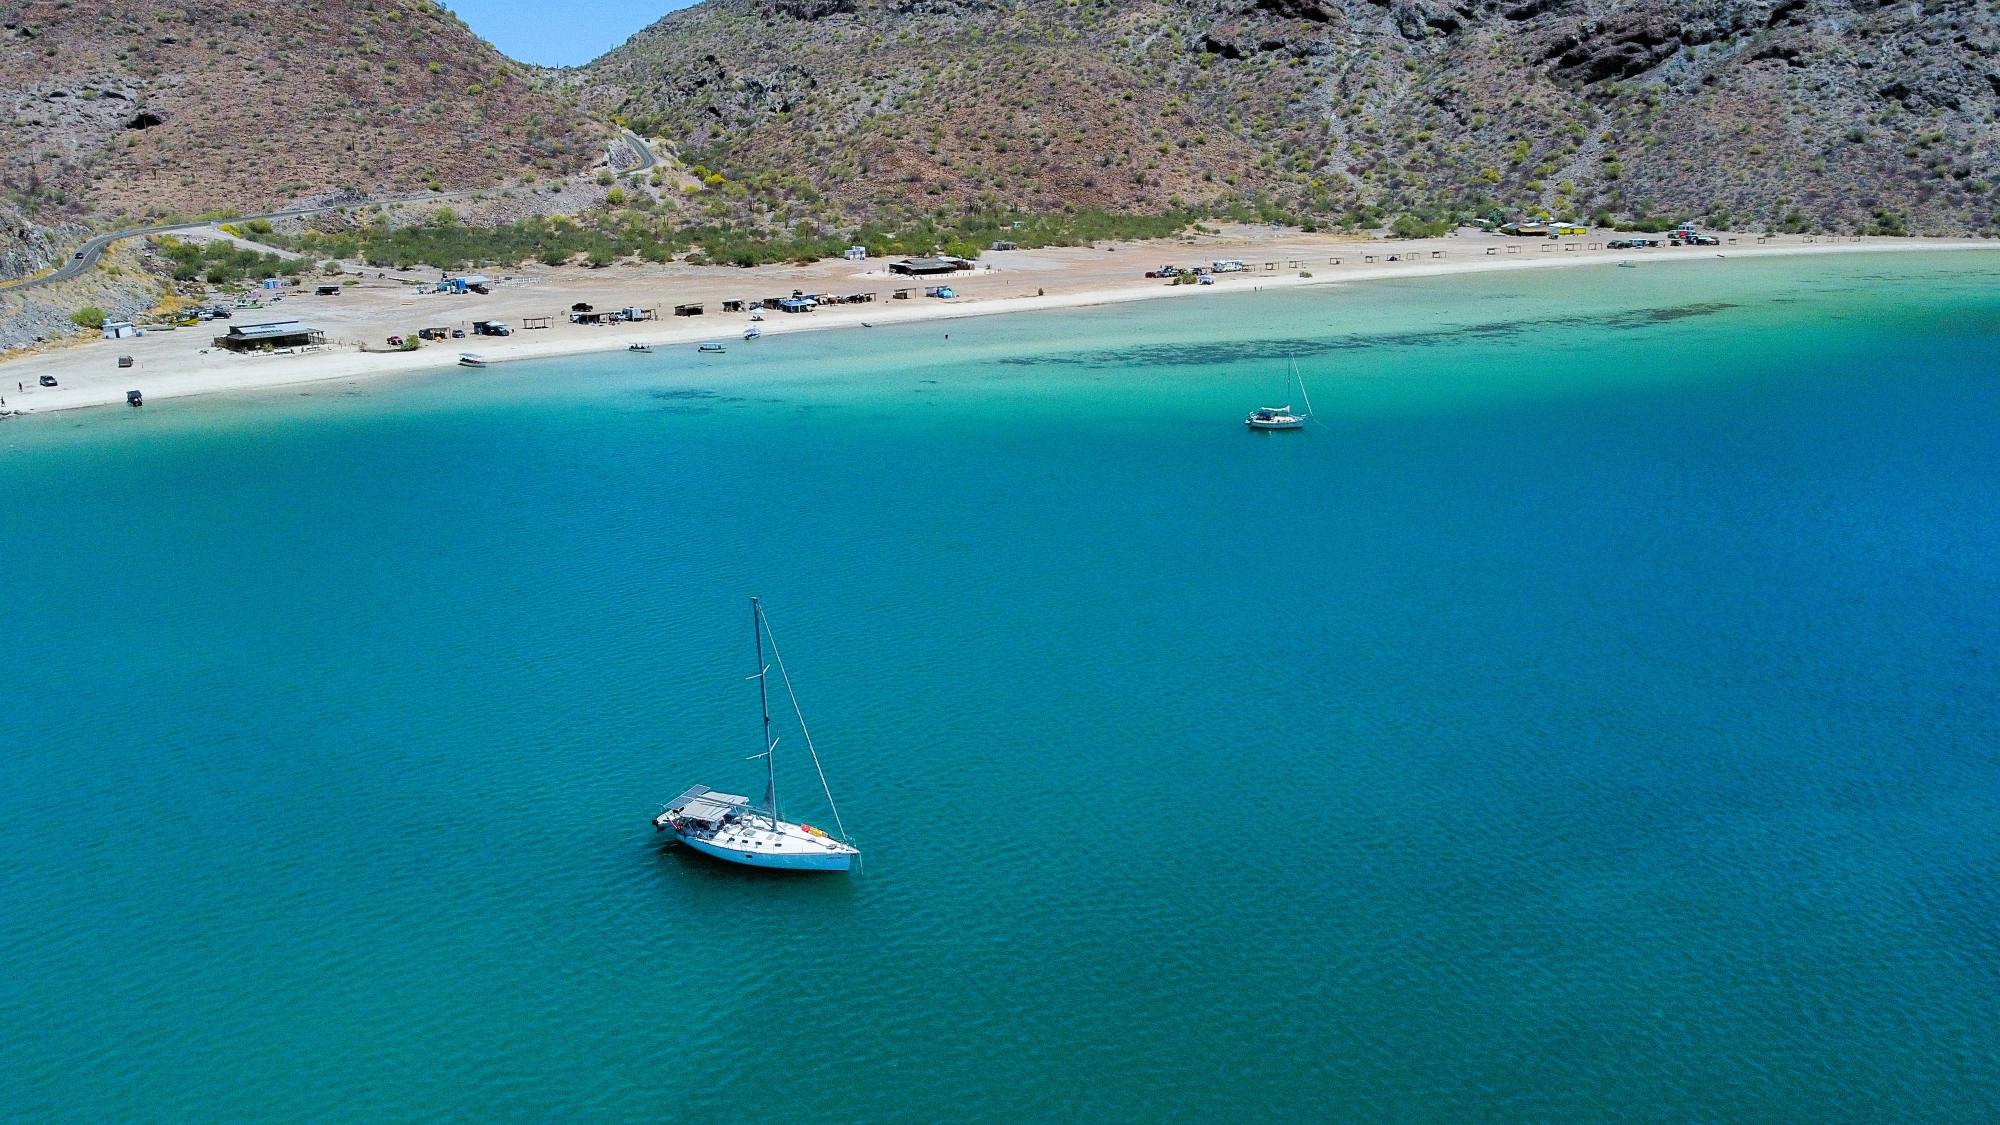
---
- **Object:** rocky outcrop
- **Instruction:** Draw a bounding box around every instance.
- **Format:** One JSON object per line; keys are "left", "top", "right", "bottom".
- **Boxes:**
{"left": 1545, "top": 15, "right": 1690, "bottom": 84}
{"left": 770, "top": 0, "right": 860, "bottom": 18}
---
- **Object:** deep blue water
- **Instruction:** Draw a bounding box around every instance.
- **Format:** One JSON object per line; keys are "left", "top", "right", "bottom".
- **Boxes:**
{"left": 4, "top": 253, "right": 1999, "bottom": 1122}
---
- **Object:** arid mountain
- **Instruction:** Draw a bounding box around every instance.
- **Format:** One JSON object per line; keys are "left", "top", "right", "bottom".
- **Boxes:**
{"left": 1, "top": 0, "right": 604, "bottom": 274}
{"left": 572, "top": 0, "right": 2000, "bottom": 234}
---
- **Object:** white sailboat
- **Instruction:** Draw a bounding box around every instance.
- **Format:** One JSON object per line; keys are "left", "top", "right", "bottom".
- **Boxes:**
{"left": 1246, "top": 359, "right": 1313, "bottom": 430}
{"left": 654, "top": 598, "right": 859, "bottom": 872}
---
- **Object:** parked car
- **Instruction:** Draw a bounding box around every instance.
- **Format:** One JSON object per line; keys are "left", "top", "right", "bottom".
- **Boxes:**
{"left": 1144, "top": 266, "right": 1181, "bottom": 279}
{"left": 1691, "top": 235, "right": 1720, "bottom": 246}
{"left": 1607, "top": 239, "right": 1636, "bottom": 249}
{"left": 40, "top": 375, "right": 58, "bottom": 386}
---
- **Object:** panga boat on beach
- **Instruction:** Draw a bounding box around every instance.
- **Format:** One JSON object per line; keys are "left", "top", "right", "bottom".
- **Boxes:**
{"left": 1247, "top": 359, "right": 1313, "bottom": 430}
{"left": 628, "top": 343, "right": 651, "bottom": 352}
{"left": 458, "top": 353, "right": 486, "bottom": 368}
{"left": 654, "top": 597, "right": 859, "bottom": 872}
{"left": 743, "top": 326, "right": 761, "bottom": 340}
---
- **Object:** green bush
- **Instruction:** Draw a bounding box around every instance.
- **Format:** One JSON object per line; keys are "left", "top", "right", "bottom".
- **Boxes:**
{"left": 70, "top": 306, "right": 107, "bottom": 330}
{"left": 1391, "top": 214, "right": 1450, "bottom": 239}
{"left": 1862, "top": 209, "right": 1908, "bottom": 236}
{"left": 151, "top": 235, "right": 299, "bottom": 285}
{"left": 248, "top": 208, "right": 1200, "bottom": 275}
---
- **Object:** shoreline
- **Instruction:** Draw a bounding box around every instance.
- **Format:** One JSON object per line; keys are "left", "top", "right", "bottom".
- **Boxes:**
{"left": 3, "top": 235, "right": 1995, "bottom": 417}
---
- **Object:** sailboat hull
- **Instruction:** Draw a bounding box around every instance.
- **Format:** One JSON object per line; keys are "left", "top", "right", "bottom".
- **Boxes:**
{"left": 675, "top": 829, "right": 854, "bottom": 870}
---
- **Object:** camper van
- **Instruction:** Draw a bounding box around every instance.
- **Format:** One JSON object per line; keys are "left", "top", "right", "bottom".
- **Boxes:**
{"left": 1210, "top": 260, "right": 1246, "bottom": 273}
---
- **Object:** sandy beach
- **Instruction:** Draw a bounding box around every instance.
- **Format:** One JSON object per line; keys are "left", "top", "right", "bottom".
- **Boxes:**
{"left": 2, "top": 227, "right": 1994, "bottom": 416}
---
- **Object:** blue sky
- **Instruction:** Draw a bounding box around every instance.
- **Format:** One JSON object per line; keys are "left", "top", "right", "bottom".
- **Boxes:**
{"left": 443, "top": 0, "right": 698, "bottom": 67}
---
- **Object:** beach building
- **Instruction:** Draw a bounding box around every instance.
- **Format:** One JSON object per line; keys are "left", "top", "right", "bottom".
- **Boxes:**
{"left": 843, "top": 246, "right": 868, "bottom": 261}
{"left": 889, "top": 257, "right": 971, "bottom": 277}
{"left": 213, "top": 320, "right": 324, "bottom": 352}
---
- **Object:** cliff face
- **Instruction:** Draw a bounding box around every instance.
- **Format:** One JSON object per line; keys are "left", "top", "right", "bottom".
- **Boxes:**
{"left": 575, "top": 0, "right": 2000, "bottom": 233}
{"left": 0, "top": 0, "right": 604, "bottom": 245}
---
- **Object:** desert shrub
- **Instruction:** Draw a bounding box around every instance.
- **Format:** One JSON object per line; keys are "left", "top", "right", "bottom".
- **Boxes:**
{"left": 1390, "top": 214, "right": 1450, "bottom": 239}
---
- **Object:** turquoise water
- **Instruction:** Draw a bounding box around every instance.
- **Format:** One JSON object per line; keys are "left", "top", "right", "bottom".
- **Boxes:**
{"left": 4, "top": 253, "right": 2000, "bottom": 1122}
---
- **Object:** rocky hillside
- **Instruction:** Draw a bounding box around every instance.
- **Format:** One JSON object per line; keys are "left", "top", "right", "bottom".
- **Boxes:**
{"left": 572, "top": 0, "right": 2000, "bottom": 234}
{"left": 0, "top": 0, "right": 605, "bottom": 274}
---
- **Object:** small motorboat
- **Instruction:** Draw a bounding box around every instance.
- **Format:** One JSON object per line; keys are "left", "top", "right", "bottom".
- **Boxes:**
{"left": 743, "top": 326, "right": 761, "bottom": 340}
{"left": 748, "top": 311, "right": 765, "bottom": 322}
{"left": 458, "top": 353, "right": 487, "bottom": 368}
{"left": 698, "top": 343, "right": 726, "bottom": 354}
{"left": 628, "top": 343, "right": 652, "bottom": 352}
{"left": 126, "top": 389, "right": 143, "bottom": 407}
{"left": 1616, "top": 260, "right": 1637, "bottom": 268}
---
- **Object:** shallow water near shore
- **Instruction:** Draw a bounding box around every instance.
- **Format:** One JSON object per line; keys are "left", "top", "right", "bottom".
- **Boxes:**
{"left": 4, "top": 252, "right": 2000, "bottom": 1122}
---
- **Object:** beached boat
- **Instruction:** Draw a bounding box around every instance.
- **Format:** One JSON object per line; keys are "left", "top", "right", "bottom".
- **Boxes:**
{"left": 628, "top": 343, "right": 651, "bottom": 352}
{"left": 654, "top": 598, "right": 859, "bottom": 872}
{"left": 698, "top": 342, "right": 726, "bottom": 354}
{"left": 743, "top": 326, "right": 761, "bottom": 341}
{"left": 458, "top": 353, "right": 486, "bottom": 368}
{"left": 1247, "top": 360, "right": 1313, "bottom": 430}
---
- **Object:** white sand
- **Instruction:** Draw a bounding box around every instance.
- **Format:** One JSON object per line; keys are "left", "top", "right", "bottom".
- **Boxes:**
{"left": 3, "top": 230, "right": 1993, "bottom": 417}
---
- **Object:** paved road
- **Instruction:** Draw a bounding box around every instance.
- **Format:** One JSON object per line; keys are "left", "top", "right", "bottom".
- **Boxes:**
{"left": 0, "top": 187, "right": 496, "bottom": 296}
{"left": 3, "top": 139, "right": 657, "bottom": 297}
{"left": 0, "top": 202, "right": 361, "bottom": 296}
{"left": 622, "top": 130, "right": 658, "bottom": 173}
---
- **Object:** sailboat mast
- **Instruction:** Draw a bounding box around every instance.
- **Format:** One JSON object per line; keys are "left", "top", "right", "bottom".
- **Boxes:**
{"left": 754, "top": 596, "right": 777, "bottom": 827}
